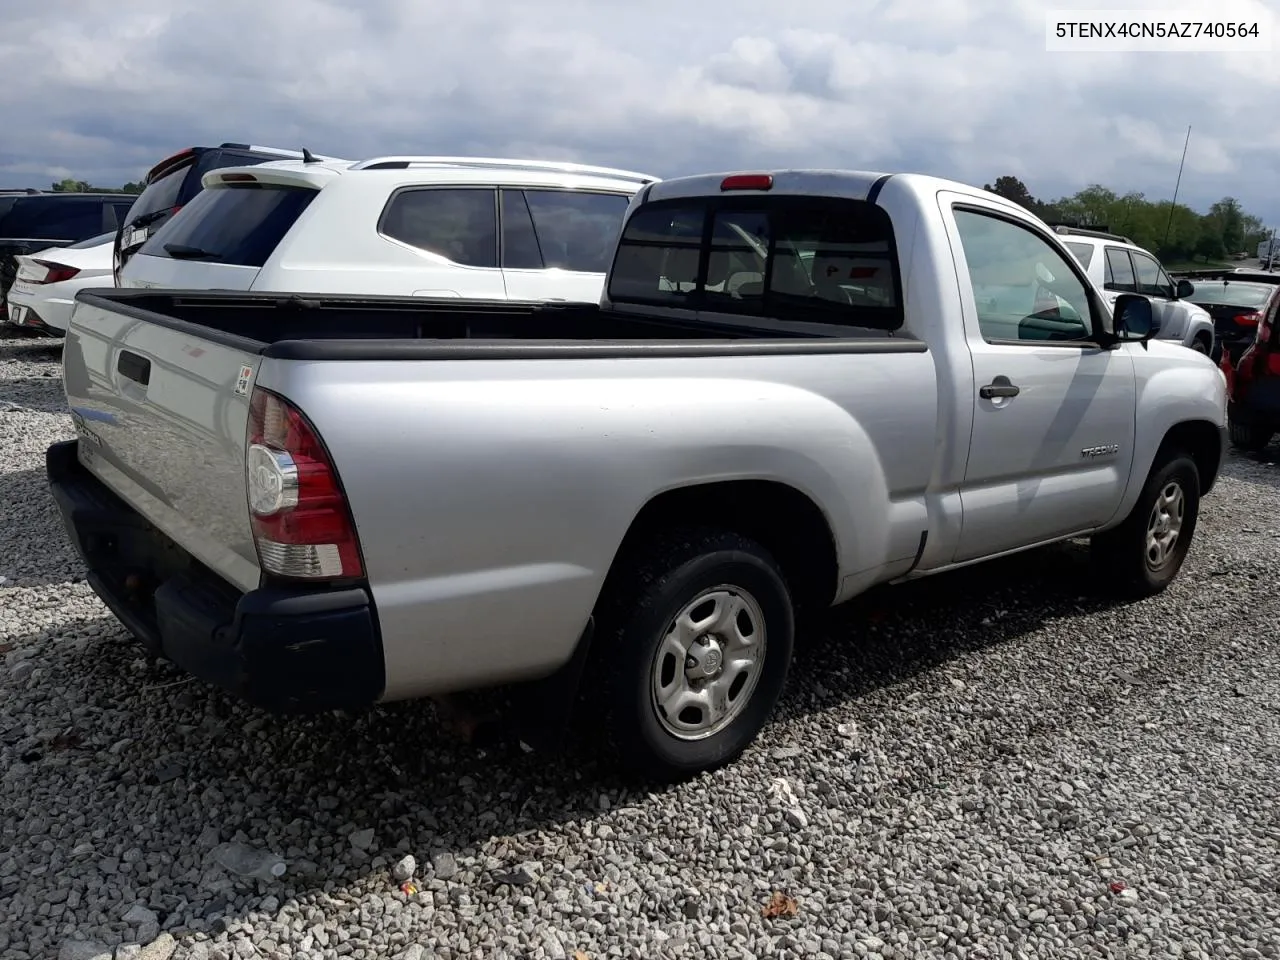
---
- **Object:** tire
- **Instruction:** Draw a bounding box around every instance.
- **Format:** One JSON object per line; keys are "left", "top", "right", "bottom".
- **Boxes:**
{"left": 590, "top": 528, "right": 794, "bottom": 781}
{"left": 1229, "top": 419, "right": 1273, "bottom": 452}
{"left": 1090, "top": 449, "right": 1199, "bottom": 597}
{"left": 1190, "top": 337, "right": 1210, "bottom": 355}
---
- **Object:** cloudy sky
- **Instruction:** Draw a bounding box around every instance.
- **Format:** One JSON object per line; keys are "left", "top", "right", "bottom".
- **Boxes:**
{"left": 3, "top": 0, "right": 1279, "bottom": 223}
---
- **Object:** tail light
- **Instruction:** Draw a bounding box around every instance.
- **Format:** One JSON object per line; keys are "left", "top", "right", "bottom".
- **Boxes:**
{"left": 246, "top": 387, "right": 364, "bottom": 580}
{"left": 30, "top": 260, "right": 80, "bottom": 284}
{"left": 721, "top": 174, "right": 774, "bottom": 191}
{"left": 1234, "top": 311, "right": 1261, "bottom": 327}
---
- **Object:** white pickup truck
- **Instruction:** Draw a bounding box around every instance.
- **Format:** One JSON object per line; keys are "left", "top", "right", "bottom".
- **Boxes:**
{"left": 48, "top": 169, "right": 1227, "bottom": 780}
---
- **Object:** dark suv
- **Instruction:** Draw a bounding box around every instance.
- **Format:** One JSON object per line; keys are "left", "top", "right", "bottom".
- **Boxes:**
{"left": 1, "top": 192, "right": 136, "bottom": 301}
{"left": 114, "top": 143, "right": 345, "bottom": 283}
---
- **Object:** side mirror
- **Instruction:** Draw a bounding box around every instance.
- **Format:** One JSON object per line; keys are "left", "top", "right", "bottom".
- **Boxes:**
{"left": 1175, "top": 279, "right": 1194, "bottom": 299}
{"left": 1113, "top": 293, "right": 1154, "bottom": 344}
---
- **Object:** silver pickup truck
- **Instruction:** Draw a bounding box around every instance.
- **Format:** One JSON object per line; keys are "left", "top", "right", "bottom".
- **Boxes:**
{"left": 48, "top": 169, "right": 1228, "bottom": 780}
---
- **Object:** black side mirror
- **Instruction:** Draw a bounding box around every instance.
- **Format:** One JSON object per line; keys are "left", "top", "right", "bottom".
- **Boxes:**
{"left": 1175, "top": 279, "right": 1194, "bottom": 299}
{"left": 1113, "top": 293, "right": 1154, "bottom": 347}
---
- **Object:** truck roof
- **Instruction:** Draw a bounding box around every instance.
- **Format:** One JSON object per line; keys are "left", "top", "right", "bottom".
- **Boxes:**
{"left": 643, "top": 169, "right": 1032, "bottom": 215}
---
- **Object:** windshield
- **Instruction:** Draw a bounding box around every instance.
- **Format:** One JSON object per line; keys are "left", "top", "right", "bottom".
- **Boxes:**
{"left": 1188, "top": 281, "right": 1274, "bottom": 308}
{"left": 66, "top": 231, "right": 116, "bottom": 250}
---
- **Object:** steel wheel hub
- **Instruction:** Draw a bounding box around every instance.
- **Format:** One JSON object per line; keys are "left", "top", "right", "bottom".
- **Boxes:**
{"left": 650, "top": 585, "right": 767, "bottom": 741}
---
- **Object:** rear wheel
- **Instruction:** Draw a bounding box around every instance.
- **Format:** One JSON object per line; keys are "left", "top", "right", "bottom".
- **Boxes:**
{"left": 591, "top": 528, "right": 794, "bottom": 781}
{"left": 1229, "top": 419, "right": 1273, "bottom": 452}
{"left": 1091, "top": 449, "right": 1199, "bottom": 597}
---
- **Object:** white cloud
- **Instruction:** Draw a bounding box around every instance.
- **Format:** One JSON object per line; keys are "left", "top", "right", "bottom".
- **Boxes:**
{"left": 0, "top": 0, "right": 1277, "bottom": 222}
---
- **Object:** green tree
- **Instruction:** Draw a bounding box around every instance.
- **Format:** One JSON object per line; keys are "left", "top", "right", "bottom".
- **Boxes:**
{"left": 1195, "top": 229, "right": 1226, "bottom": 262}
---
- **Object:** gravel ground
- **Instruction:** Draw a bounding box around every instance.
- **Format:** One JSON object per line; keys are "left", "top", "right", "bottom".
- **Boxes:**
{"left": 2, "top": 328, "right": 1279, "bottom": 960}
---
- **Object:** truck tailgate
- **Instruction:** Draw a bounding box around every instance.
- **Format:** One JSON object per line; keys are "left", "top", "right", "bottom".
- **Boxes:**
{"left": 62, "top": 294, "right": 262, "bottom": 592}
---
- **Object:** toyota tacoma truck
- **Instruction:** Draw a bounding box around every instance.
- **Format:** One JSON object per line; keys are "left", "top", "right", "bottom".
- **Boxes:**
{"left": 47, "top": 170, "right": 1228, "bottom": 780}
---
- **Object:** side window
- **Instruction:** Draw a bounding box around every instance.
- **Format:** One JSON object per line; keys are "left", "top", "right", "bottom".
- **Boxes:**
{"left": 1104, "top": 248, "right": 1137, "bottom": 293}
{"left": 953, "top": 208, "right": 1093, "bottom": 344}
{"left": 380, "top": 188, "right": 497, "bottom": 268}
{"left": 520, "top": 190, "right": 631, "bottom": 274}
{"left": 500, "top": 190, "right": 543, "bottom": 270}
{"left": 1132, "top": 251, "right": 1173, "bottom": 298}
{"left": 1064, "top": 241, "right": 1095, "bottom": 269}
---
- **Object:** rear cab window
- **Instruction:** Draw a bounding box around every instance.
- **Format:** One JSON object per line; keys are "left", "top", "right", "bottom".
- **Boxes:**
{"left": 607, "top": 195, "right": 903, "bottom": 333}
{"left": 137, "top": 184, "right": 318, "bottom": 267}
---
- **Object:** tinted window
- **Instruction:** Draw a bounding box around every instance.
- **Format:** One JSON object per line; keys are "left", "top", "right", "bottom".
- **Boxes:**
{"left": 608, "top": 197, "right": 902, "bottom": 330}
{"left": 1064, "top": 241, "right": 1095, "bottom": 268}
{"left": 380, "top": 188, "right": 497, "bottom": 268}
{"left": 123, "top": 161, "right": 191, "bottom": 229}
{"left": 1131, "top": 251, "right": 1173, "bottom": 298}
{"left": 138, "top": 184, "right": 317, "bottom": 267}
{"left": 1104, "top": 248, "right": 1137, "bottom": 292}
{"left": 520, "top": 190, "right": 630, "bottom": 274}
{"left": 500, "top": 190, "right": 544, "bottom": 270}
{"left": 0, "top": 197, "right": 110, "bottom": 240}
{"left": 1187, "top": 281, "right": 1275, "bottom": 308}
{"left": 953, "top": 209, "right": 1093, "bottom": 344}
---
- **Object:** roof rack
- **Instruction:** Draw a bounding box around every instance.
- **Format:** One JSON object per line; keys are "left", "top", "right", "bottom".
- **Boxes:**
{"left": 0, "top": 187, "right": 43, "bottom": 195}
{"left": 347, "top": 155, "right": 658, "bottom": 184}
{"left": 1049, "top": 223, "right": 1133, "bottom": 245}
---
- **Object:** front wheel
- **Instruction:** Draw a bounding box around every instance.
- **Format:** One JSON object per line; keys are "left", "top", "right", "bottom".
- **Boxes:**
{"left": 1190, "top": 337, "right": 1210, "bottom": 355}
{"left": 1090, "top": 450, "right": 1199, "bottom": 597}
{"left": 591, "top": 529, "right": 794, "bottom": 781}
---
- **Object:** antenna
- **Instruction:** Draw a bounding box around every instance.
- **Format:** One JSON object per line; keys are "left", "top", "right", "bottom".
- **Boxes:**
{"left": 302, "top": 148, "right": 320, "bottom": 164}
{"left": 1162, "top": 125, "right": 1191, "bottom": 248}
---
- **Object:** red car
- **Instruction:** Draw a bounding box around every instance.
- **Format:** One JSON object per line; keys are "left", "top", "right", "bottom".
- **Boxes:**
{"left": 1218, "top": 276, "right": 1280, "bottom": 450}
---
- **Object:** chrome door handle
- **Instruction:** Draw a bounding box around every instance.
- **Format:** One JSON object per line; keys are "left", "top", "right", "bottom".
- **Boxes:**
{"left": 980, "top": 376, "right": 1020, "bottom": 399}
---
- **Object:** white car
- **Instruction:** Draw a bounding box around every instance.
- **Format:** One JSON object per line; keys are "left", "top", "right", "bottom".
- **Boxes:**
{"left": 119, "top": 156, "right": 659, "bottom": 303}
{"left": 3, "top": 231, "right": 114, "bottom": 335}
{"left": 1055, "top": 226, "right": 1215, "bottom": 354}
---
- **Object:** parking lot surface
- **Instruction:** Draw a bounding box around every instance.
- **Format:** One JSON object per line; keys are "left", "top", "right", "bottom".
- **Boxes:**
{"left": 2, "top": 331, "right": 1278, "bottom": 960}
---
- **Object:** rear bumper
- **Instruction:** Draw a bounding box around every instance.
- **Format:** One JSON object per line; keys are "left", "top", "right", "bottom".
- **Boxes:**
{"left": 46, "top": 439, "right": 385, "bottom": 711}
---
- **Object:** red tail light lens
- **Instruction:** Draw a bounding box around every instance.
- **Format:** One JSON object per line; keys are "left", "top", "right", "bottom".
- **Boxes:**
{"left": 31, "top": 260, "right": 80, "bottom": 284}
{"left": 1234, "top": 311, "right": 1261, "bottom": 327}
{"left": 246, "top": 387, "right": 364, "bottom": 580}
{"left": 721, "top": 174, "right": 774, "bottom": 191}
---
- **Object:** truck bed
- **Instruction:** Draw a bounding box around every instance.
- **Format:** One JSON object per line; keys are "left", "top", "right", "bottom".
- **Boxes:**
{"left": 77, "top": 288, "right": 919, "bottom": 361}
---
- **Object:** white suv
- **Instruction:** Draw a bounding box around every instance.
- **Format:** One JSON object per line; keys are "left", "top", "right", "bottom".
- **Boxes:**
{"left": 119, "top": 155, "right": 659, "bottom": 303}
{"left": 1054, "top": 226, "right": 1215, "bottom": 354}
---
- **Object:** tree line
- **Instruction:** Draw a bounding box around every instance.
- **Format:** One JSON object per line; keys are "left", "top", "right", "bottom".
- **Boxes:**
{"left": 50, "top": 178, "right": 144, "bottom": 195}
{"left": 983, "top": 175, "right": 1272, "bottom": 264}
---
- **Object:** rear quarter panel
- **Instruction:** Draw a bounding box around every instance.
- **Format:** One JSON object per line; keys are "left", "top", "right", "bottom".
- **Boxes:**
{"left": 258, "top": 350, "right": 939, "bottom": 699}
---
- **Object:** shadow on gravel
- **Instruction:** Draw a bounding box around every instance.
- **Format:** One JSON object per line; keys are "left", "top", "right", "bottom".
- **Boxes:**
{"left": 1, "top": 375, "right": 69, "bottom": 414}
{"left": 0, "top": 534, "right": 1141, "bottom": 944}
{"left": 0, "top": 332, "right": 63, "bottom": 362}
{"left": 1226, "top": 444, "right": 1280, "bottom": 489}
{"left": 0, "top": 466, "right": 82, "bottom": 587}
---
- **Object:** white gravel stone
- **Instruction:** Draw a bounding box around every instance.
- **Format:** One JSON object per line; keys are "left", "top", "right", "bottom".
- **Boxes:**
{"left": 4, "top": 329, "right": 1280, "bottom": 960}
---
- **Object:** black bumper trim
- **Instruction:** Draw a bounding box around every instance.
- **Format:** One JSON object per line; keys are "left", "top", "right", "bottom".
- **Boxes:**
{"left": 46, "top": 439, "right": 385, "bottom": 712}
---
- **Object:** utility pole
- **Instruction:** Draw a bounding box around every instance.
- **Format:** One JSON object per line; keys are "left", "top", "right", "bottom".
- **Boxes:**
{"left": 1162, "top": 125, "right": 1192, "bottom": 248}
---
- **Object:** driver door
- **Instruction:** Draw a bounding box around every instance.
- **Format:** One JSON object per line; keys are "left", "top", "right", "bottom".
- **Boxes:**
{"left": 942, "top": 198, "right": 1139, "bottom": 563}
